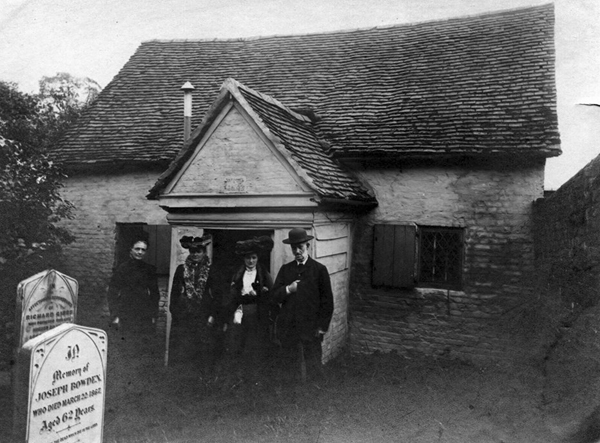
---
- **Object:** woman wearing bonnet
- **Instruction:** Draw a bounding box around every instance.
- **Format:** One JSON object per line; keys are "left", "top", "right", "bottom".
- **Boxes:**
{"left": 169, "top": 234, "right": 221, "bottom": 371}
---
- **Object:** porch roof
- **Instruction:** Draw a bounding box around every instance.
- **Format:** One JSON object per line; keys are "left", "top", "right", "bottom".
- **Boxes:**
{"left": 148, "top": 79, "right": 377, "bottom": 204}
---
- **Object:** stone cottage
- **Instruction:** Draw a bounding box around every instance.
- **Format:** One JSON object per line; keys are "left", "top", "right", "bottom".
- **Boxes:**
{"left": 52, "top": 4, "right": 560, "bottom": 363}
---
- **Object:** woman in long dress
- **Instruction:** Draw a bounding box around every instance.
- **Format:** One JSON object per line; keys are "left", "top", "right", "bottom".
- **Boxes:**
{"left": 169, "top": 234, "right": 220, "bottom": 371}
{"left": 224, "top": 236, "right": 274, "bottom": 378}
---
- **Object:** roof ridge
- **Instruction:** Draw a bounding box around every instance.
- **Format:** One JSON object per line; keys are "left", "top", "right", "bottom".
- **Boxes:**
{"left": 55, "top": 2, "right": 560, "bottom": 168}
{"left": 142, "top": 4, "right": 552, "bottom": 45}
{"left": 222, "top": 78, "right": 312, "bottom": 124}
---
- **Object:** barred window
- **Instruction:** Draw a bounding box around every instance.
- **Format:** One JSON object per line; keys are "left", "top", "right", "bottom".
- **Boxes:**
{"left": 372, "top": 224, "right": 464, "bottom": 290}
{"left": 418, "top": 227, "right": 463, "bottom": 289}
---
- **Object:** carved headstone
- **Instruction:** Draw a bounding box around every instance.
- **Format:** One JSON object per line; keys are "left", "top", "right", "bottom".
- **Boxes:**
{"left": 16, "top": 270, "right": 78, "bottom": 348}
{"left": 13, "top": 323, "right": 107, "bottom": 443}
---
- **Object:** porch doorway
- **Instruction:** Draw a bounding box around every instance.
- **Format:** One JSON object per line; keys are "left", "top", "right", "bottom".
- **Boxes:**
{"left": 164, "top": 228, "right": 274, "bottom": 366}
{"left": 205, "top": 229, "right": 274, "bottom": 300}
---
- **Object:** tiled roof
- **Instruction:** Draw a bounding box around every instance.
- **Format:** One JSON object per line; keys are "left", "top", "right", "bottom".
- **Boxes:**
{"left": 148, "top": 79, "right": 377, "bottom": 203}
{"left": 54, "top": 4, "right": 560, "bottom": 167}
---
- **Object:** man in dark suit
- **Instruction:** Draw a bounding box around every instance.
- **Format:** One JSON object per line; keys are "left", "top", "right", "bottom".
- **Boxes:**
{"left": 272, "top": 228, "right": 334, "bottom": 381}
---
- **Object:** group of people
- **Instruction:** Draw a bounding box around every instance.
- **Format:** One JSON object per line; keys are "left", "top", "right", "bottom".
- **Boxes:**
{"left": 107, "top": 228, "right": 334, "bottom": 381}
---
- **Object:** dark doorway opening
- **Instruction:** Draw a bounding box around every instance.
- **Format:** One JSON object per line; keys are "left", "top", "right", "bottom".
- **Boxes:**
{"left": 114, "top": 223, "right": 171, "bottom": 274}
{"left": 114, "top": 223, "right": 172, "bottom": 298}
{"left": 205, "top": 229, "right": 274, "bottom": 299}
{"left": 114, "top": 223, "right": 147, "bottom": 269}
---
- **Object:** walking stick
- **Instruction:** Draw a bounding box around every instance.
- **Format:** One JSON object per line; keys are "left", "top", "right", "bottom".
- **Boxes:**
{"left": 298, "top": 341, "right": 307, "bottom": 383}
{"left": 164, "top": 312, "right": 171, "bottom": 367}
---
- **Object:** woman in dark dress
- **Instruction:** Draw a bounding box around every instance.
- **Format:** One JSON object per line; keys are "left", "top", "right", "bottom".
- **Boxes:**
{"left": 169, "top": 234, "right": 220, "bottom": 371}
{"left": 107, "top": 238, "right": 160, "bottom": 335}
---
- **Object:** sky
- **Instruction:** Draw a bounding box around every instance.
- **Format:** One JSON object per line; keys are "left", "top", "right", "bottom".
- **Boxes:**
{"left": 1, "top": 0, "right": 599, "bottom": 190}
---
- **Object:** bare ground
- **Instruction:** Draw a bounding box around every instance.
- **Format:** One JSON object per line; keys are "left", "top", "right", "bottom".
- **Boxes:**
{"left": 100, "top": 355, "right": 556, "bottom": 443}
{"left": 2, "top": 321, "right": 600, "bottom": 443}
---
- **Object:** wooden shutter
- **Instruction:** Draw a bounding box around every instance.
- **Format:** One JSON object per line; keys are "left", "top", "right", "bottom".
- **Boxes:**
{"left": 143, "top": 225, "right": 172, "bottom": 275}
{"left": 372, "top": 224, "right": 416, "bottom": 288}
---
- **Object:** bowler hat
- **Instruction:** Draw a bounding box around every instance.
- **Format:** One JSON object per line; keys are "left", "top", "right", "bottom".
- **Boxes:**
{"left": 282, "top": 228, "right": 314, "bottom": 245}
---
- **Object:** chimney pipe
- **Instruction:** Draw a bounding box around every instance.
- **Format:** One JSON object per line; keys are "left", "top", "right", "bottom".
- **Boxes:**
{"left": 181, "top": 82, "right": 195, "bottom": 140}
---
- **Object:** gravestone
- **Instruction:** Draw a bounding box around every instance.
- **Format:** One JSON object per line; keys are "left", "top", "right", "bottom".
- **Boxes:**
{"left": 16, "top": 270, "right": 78, "bottom": 348}
{"left": 13, "top": 323, "right": 107, "bottom": 443}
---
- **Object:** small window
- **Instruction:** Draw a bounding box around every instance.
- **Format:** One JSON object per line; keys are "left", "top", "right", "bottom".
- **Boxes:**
{"left": 417, "top": 227, "right": 463, "bottom": 289}
{"left": 372, "top": 224, "right": 464, "bottom": 290}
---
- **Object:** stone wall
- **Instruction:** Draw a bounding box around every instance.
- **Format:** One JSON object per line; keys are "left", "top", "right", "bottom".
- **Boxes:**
{"left": 58, "top": 167, "right": 168, "bottom": 328}
{"left": 534, "top": 153, "right": 600, "bottom": 312}
{"left": 56, "top": 168, "right": 355, "bottom": 362}
{"left": 348, "top": 159, "right": 546, "bottom": 363}
{"left": 531, "top": 154, "right": 600, "bottom": 413}
{"left": 9, "top": 157, "right": 547, "bottom": 367}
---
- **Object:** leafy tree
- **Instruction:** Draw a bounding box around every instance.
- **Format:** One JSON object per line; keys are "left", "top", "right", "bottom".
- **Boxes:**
{"left": 0, "top": 74, "right": 100, "bottom": 283}
{"left": 0, "top": 75, "right": 100, "bottom": 370}
{"left": 38, "top": 72, "right": 101, "bottom": 143}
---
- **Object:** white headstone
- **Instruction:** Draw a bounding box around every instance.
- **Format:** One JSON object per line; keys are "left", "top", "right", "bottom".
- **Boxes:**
{"left": 16, "top": 270, "right": 78, "bottom": 348}
{"left": 13, "top": 323, "right": 107, "bottom": 443}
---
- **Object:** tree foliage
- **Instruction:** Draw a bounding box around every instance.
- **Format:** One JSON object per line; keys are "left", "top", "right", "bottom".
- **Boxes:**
{"left": 0, "top": 74, "right": 101, "bottom": 283}
{"left": 38, "top": 72, "right": 101, "bottom": 143}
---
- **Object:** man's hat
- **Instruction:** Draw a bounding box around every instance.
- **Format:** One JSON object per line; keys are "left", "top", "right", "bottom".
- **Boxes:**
{"left": 235, "top": 236, "right": 274, "bottom": 256}
{"left": 180, "top": 234, "right": 212, "bottom": 250}
{"left": 282, "top": 228, "right": 314, "bottom": 245}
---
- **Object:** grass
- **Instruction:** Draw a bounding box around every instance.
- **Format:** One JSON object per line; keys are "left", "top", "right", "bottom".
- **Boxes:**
{"left": 0, "top": 343, "right": 572, "bottom": 443}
